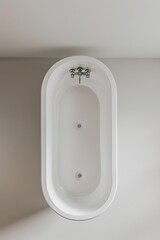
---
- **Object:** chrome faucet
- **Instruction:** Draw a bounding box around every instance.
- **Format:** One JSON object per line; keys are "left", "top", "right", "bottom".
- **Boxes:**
{"left": 70, "top": 67, "right": 91, "bottom": 84}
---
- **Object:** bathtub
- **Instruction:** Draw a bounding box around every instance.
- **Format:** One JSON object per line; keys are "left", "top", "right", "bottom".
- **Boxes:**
{"left": 41, "top": 56, "right": 117, "bottom": 220}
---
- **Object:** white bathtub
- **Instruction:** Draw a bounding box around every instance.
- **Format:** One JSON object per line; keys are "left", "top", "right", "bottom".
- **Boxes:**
{"left": 41, "top": 56, "right": 117, "bottom": 220}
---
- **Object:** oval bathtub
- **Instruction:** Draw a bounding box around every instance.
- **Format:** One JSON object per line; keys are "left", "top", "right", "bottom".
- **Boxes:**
{"left": 41, "top": 56, "right": 117, "bottom": 220}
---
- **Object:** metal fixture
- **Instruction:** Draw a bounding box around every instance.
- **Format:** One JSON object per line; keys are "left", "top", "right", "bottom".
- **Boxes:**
{"left": 70, "top": 67, "right": 91, "bottom": 84}
{"left": 77, "top": 123, "right": 82, "bottom": 128}
{"left": 75, "top": 172, "right": 83, "bottom": 180}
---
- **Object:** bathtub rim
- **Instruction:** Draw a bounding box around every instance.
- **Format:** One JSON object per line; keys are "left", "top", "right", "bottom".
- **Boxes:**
{"left": 41, "top": 55, "right": 117, "bottom": 220}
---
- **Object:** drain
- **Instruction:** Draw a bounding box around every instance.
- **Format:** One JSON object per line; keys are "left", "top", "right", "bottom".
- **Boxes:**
{"left": 77, "top": 123, "right": 82, "bottom": 128}
{"left": 77, "top": 173, "right": 82, "bottom": 178}
{"left": 75, "top": 172, "right": 84, "bottom": 180}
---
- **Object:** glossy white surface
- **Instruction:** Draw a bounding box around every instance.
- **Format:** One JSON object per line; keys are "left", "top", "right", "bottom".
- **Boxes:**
{"left": 41, "top": 56, "right": 117, "bottom": 220}
{"left": 58, "top": 86, "right": 101, "bottom": 196}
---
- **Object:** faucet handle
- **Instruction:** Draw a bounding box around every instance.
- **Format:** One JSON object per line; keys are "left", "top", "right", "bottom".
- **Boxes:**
{"left": 70, "top": 69, "right": 75, "bottom": 78}
{"left": 85, "top": 69, "right": 91, "bottom": 78}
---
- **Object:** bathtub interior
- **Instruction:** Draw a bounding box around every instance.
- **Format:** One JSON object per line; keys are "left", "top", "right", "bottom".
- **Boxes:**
{"left": 58, "top": 85, "right": 101, "bottom": 196}
{"left": 42, "top": 59, "right": 116, "bottom": 218}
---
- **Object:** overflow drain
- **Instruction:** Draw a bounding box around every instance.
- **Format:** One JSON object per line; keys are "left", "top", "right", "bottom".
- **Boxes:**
{"left": 77, "top": 123, "right": 82, "bottom": 128}
{"left": 75, "top": 172, "right": 84, "bottom": 180}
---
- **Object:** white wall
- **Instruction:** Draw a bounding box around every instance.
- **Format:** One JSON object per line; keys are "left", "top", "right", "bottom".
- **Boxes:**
{"left": 0, "top": 59, "right": 160, "bottom": 240}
